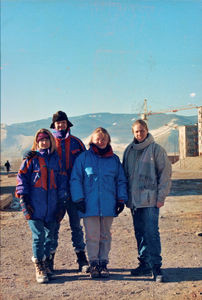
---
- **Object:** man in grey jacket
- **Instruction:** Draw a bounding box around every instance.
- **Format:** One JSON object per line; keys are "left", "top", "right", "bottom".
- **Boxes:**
{"left": 123, "top": 119, "right": 172, "bottom": 282}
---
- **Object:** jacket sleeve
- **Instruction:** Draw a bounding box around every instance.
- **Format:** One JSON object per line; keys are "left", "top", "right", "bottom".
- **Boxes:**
{"left": 154, "top": 144, "right": 172, "bottom": 203}
{"left": 16, "top": 159, "right": 32, "bottom": 197}
{"left": 122, "top": 144, "right": 131, "bottom": 179}
{"left": 116, "top": 157, "right": 128, "bottom": 203}
{"left": 70, "top": 153, "right": 85, "bottom": 202}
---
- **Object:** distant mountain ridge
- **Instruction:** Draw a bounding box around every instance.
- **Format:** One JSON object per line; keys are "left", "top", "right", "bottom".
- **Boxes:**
{"left": 1, "top": 112, "right": 197, "bottom": 161}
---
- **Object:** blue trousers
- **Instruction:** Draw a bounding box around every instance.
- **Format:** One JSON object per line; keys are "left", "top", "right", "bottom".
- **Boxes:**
{"left": 51, "top": 199, "right": 85, "bottom": 253}
{"left": 28, "top": 220, "right": 56, "bottom": 260}
{"left": 131, "top": 207, "right": 162, "bottom": 268}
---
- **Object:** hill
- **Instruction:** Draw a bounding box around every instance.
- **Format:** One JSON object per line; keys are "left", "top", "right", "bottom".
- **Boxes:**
{"left": 1, "top": 112, "right": 197, "bottom": 161}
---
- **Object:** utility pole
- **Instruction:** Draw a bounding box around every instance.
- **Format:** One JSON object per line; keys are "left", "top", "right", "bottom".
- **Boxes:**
{"left": 141, "top": 99, "right": 148, "bottom": 123}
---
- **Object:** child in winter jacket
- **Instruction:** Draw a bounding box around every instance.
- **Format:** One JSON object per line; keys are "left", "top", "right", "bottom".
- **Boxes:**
{"left": 16, "top": 129, "right": 67, "bottom": 284}
{"left": 70, "top": 127, "right": 128, "bottom": 278}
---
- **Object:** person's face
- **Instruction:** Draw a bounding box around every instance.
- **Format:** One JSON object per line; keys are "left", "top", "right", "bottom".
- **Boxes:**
{"left": 54, "top": 120, "right": 68, "bottom": 131}
{"left": 92, "top": 133, "right": 109, "bottom": 149}
{"left": 38, "top": 138, "right": 51, "bottom": 150}
{"left": 132, "top": 123, "right": 148, "bottom": 142}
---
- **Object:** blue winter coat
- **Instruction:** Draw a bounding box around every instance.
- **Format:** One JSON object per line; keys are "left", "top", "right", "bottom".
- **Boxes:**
{"left": 16, "top": 151, "right": 67, "bottom": 222}
{"left": 70, "top": 146, "right": 128, "bottom": 217}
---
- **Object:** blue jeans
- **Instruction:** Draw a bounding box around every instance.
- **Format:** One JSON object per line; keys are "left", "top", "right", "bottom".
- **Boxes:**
{"left": 28, "top": 220, "right": 56, "bottom": 260}
{"left": 51, "top": 199, "right": 85, "bottom": 253}
{"left": 131, "top": 207, "right": 162, "bottom": 268}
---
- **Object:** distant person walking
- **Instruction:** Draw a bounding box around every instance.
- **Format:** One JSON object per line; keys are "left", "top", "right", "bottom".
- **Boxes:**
{"left": 123, "top": 119, "right": 172, "bottom": 282}
{"left": 70, "top": 127, "right": 128, "bottom": 278}
{"left": 4, "top": 160, "right": 11, "bottom": 174}
{"left": 16, "top": 129, "right": 67, "bottom": 284}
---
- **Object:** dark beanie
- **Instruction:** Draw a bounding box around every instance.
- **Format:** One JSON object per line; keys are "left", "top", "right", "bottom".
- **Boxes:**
{"left": 50, "top": 111, "right": 73, "bottom": 129}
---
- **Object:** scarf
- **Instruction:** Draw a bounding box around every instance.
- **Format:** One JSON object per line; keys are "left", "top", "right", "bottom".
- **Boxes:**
{"left": 52, "top": 129, "right": 70, "bottom": 139}
{"left": 90, "top": 143, "right": 114, "bottom": 157}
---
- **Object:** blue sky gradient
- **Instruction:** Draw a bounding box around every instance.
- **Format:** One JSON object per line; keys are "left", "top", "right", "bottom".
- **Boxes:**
{"left": 1, "top": 0, "right": 202, "bottom": 124}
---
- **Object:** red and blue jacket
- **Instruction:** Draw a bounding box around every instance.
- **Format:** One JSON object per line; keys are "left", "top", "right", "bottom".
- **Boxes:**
{"left": 52, "top": 130, "right": 86, "bottom": 195}
{"left": 16, "top": 151, "right": 67, "bottom": 222}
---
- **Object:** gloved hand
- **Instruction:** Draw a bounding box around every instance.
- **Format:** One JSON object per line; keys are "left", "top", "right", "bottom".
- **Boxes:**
{"left": 116, "top": 201, "right": 125, "bottom": 216}
{"left": 76, "top": 200, "right": 86, "bottom": 213}
{"left": 23, "top": 150, "right": 37, "bottom": 160}
{"left": 19, "top": 195, "right": 34, "bottom": 220}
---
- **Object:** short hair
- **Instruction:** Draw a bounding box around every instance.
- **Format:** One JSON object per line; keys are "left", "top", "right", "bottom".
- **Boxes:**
{"left": 32, "top": 128, "right": 56, "bottom": 153}
{"left": 132, "top": 119, "right": 148, "bottom": 133}
{"left": 88, "top": 127, "right": 111, "bottom": 146}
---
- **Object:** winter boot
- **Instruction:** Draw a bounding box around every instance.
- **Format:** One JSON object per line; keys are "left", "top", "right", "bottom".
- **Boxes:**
{"left": 32, "top": 257, "right": 49, "bottom": 283}
{"left": 153, "top": 265, "right": 164, "bottom": 282}
{"left": 44, "top": 256, "right": 54, "bottom": 278}
{"left": 76, "top": 250, "right": 89, "bottom": 272}
{"left": 89, "top": 261, "right": 100, "bottom": 279}
{"left": 130, "top": 262, "right": 152, "bottom": 276}
{"left": 99, "top": 262, "right": 110, "bottom": 278}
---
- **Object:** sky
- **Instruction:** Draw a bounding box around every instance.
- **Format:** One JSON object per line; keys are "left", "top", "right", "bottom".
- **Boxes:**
{"left": 1, "top": 0, "right": 202, "bottom": 125}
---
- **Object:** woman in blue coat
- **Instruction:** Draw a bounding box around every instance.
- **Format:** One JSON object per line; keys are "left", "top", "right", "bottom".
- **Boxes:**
{"left": 70, "top": 127, "right": 128, "bottom": 279}
{"left": 16, "top": 129, "right": 67, "bottom": 284}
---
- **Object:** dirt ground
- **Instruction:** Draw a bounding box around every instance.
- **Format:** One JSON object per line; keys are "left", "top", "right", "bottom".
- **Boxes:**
{"left": 0, "top": 159, "right": 202, "bottom": 300}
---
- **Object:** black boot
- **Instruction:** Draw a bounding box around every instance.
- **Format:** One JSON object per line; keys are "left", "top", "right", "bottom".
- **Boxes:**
{"left": 99, "top": 262, "right": 110, "bottom": 278}
{"left": 153, "top": 265, "right": 164, "bottom": 282}
{"left": 89, "top": 261, "right": 100, "bottom": 279}
{"left": 76, "top": 251, "right": 89, "bottom": 272}
{"left": 131, "top": 262, "right": 152, "bottom": 276}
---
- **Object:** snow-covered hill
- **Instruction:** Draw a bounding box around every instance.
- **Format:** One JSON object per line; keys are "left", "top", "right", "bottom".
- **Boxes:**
{"left": 1, "top": 112, "right": 197, "bottom": 161}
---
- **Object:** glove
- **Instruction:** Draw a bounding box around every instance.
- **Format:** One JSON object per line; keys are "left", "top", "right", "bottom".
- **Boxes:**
{"left": 116, "top": 201, "right": 125, "bottom": 216}
{"left": 23, "top": 150, "right": 37, "bottom": 160}
{"left": 19, "top": 195, "right": 34, "bottom": 220}
{"left": 76, "top": 200, "right": 86, "bottom": 213}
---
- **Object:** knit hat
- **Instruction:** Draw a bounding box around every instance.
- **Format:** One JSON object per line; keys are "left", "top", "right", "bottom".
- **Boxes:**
{"left": 50, "top": 111, "right": 73, "bottom": 129}
{"left": 37, "top": 132, "right": 50, "bottom": 143}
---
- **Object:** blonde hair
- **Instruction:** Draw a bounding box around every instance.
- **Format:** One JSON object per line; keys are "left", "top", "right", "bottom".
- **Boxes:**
{"left": 88, "top": 127, "right": 111, "bottom": 146}
{"left": 32, "top": 128, "right": 56, "bottom": 153}
{"left": 132, "top": 119, "right": 148, "bottom": 133}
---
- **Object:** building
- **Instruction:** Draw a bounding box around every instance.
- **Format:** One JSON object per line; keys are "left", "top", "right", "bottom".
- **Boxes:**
{"left": 179, "top": 125, "right": 198, "bottom": 159}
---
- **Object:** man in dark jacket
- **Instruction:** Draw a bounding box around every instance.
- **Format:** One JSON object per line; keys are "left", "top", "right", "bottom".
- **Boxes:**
{"left": 50, "top": 111, "right": 88, "bottom": 272}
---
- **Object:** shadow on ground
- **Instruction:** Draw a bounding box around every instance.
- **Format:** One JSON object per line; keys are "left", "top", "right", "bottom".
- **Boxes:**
{"left": 49, "top": 267, "right": 202, "bottom": 284}
{"left": 169, "top": 179, "right": 202, "bottom": 196}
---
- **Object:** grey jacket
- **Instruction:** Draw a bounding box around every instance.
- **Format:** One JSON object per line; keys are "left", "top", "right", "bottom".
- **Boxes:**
{"left": 123, "top": 133, "right": 172, "bottom": 209}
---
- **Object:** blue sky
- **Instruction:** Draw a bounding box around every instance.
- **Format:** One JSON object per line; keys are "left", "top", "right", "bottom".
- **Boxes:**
{"left": 1, "top": 0, "right": 202, "bottom": 125}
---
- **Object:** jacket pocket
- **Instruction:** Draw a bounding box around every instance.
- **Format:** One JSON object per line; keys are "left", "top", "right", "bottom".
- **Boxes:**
{"left": 139, "top": 189, "right": 157, "bottom": 206}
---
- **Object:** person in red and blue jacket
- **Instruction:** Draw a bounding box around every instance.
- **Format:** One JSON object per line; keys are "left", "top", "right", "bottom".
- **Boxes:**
{"left": 16, "top": 129, "right": 67, "bottom": 284}
{"left": 70, "top": 127, "right": 128, "bottom": 279}
{"left": 49, "top": 111, "right": 88, "bottom": 272}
